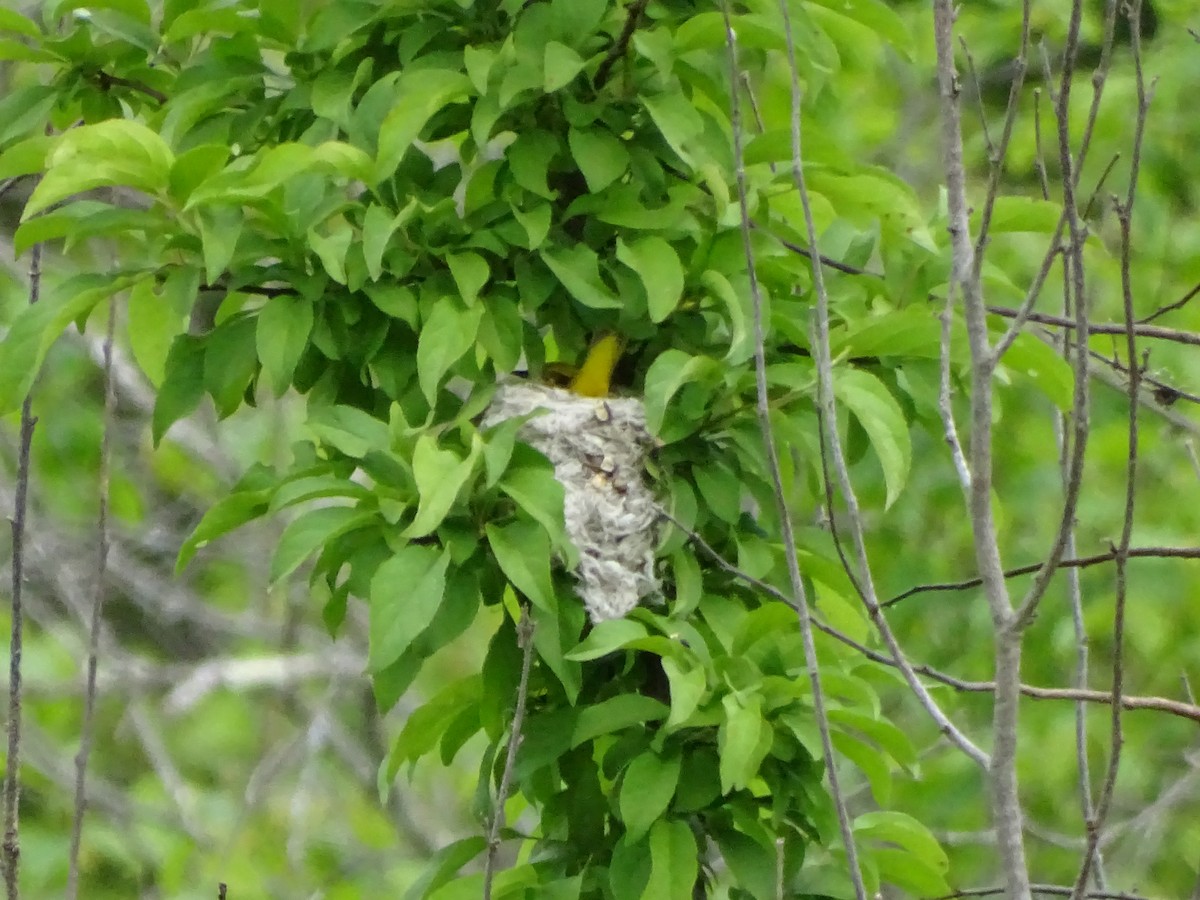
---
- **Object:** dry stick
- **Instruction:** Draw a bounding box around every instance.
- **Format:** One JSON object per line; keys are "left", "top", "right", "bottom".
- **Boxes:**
{"left": 482, "top": 607, "right": 534, "bottom": 900}
{"left": 721, "top": 10, "right": 866, "bottom": 899}
{"left": 1072, "top": 9, "right": 1154, "bottom": 895}
{"left": 64, "top": 298, "right": 118, "bottom": 899}
{"left": 931, "top": 4, "right": 1033, "bottom": 897}
{"left": 662, "top": 511, "right": 1200, "bottom": 726}
{"left": 2, "top": 242, "right": 41, "bottom": 900}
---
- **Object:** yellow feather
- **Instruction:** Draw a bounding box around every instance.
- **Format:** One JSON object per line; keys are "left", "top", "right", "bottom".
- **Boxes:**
{"left": 569, "top": 333, "right": 623, "bottom": 398}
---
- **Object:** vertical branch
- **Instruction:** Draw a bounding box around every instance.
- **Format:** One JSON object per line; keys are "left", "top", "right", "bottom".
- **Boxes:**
{"left": 65, "top": 298, "right": 119, "bottom": 900}
{"left": 482, "top": 606, "right": 535, "bottom": 900}
{"left": 1071, "top": 3, "right": 1154, "bottom": 893}
{"left": 721, "top": 10, "right": 867, "bottom": 899}
{"left": 2, "top": 242, "right": 42, "bottom": 900}
{"left": 777, "top": 1, "right": 986, "bottom": 768}
{"left": 930, "top": 4, "right": 1031, "bottom": 899}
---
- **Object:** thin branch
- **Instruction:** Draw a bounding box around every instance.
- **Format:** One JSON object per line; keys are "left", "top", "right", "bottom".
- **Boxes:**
{"left": 3, "top": 241, "right": 43, "bottom": 900}
{"left": 884, "top": 545, "right": 1200, "bottom": 609}
{"left": 1072, "top": 6, "right": 1154, "bottom": 893}
{"left": 482, "top": 606, "right": 535, "bottom": 900}
{"left": 1138, "top": 281, "right": 1200, "bottom": 324}
{"left": 939, "top": 288, "right": 972, "bottom": 494}
{"left": 65, "top": 298, "right": 118, "bottom": 900}
{"left": 935, "top": 884, "right": 1153, "bottom": 900}
{"left": 91, "top": 71, "right": 167, "bottom": 105}
{"left": 593, "top": 0, "right": 650, "bottom": 89}
{"left": 970, "top": 1, "right": 1031, "bottom": 265}
{"left": 931, "top": 4, "right": 1030, "bottom": 896}
{"left": 988, "top": 305, "right": 1200, "bottom": 347}
{"left": 659, "top": 512, "right": 1200, "bottom": 726}
{"left": 810, "top": 621, "right": 1200, "bottom": 725}
{"left": 724, "top": 9, "right": 867, "bottom": 897}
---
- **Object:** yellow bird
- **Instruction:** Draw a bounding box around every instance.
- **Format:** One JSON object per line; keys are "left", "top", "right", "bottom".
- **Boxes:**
{"left": 568, "top": 333, "right": 623, "bottom": 398}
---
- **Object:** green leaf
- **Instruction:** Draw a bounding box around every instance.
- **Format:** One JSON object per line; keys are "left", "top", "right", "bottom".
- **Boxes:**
{"left": 566, "top": 619, "right": 650, "bottom": 661}
{"left": 446, "top": 252, "right": 490, "bottom": 306}
{"left": 617, "top": 236, "right": 684, "bottom": 323}
{"left": 642, "top": 349, "right": 721, "bottom": 438}
{"left": 995, "top": 330, "right": 1073, "bottom": 412}
{"left": 855, "top": 810, "right": 948, "bottom": 875}
{"left": 197, "top": 205, "right": 244, "bottom": 284}
{"left": 718, "top": 693, "right": 768, "bottom": 793}
{"left": 971, "top": 195, "right": 1063, "bottom": 234}
{"left": 400, "top": 835, "right": 486, "bottom": 900}
{"left": 643, "top": 819, "right": 697, "bottom": 900}
{"left": 362, "top": 203, "right": 404, "bottom": 282}
{"left": 620, "top": 750, "right": 682, "bottom": 842}
{"left": 308, "top": 220, "right": 354, "bottom": 284}
{"left": 833, "top": 368, "right": 912, "bottom": 509}
{"left": 269, "top": 505, "right": 374, "bottom": 583}
{"left": 0, "top": 135, "right": 53, "bottom": 180}
{"left": 203, "top": 316, "right": 257, "bottom": 418}
{"left": 0, "top": 9, "right": 40, "bottom": 38}
{"left": 486, "top": 519, "right": 555, "bottom": 611}
{"left": 374, "top": 69, "right": 472, "bottom": 182}
{"left": 0, "top": 85, "right": 56, "bottom": 149}
{"left": 153, "top": 334, "right": 206, "bottom": 444}
{"left": 306, "top": 405, "right": 392, "bottom": 460}
{"left": 257, "top": 293, "right": 314, "bottom": 396}
{"left": 711, "top": 827, "right": 777, "bottom": 899}
{"left": 416, "top": 300, "right": 483, "bottom": 404}
{"left": 544, "top": 41, "right": 585, "bottom": 92}
{"left": 567, "top": 127, "right": 629, "bottom": 193}
{"left": 642, "top": 90, "right": 705, "bottom": 169}
{"left": 369, "top": 545, "right": 451, "bottom": 671}
{"left": 540, "top": 245, "right": 621, "bottom": 309}
{"left": 176, "top": 490, "right": 270, "bottom": 572}
{"left": 127, "top": 272, "right": 192, "bottom": 387}
{"left": 23, "top": 120, "right": 173, "bottom": 217}
{"left": 403, "top": 433, "right": 479, "bottom": 538}
{"left": 507, "top": 131, "right": 559, "bottom": 199}
{"left": 498, "top": 458, "right": 573, "bottom": 564}
{"left": 572, "top": 694, "right": 668, "bottom": 747}
{"left": 701, "top": 270, "right": 753, "bottom": 364}
{"left": 0, "top": 273, "right": 134, "bottom": 415}
{"left": 662, "top": 657, "right": 706, "bottom": 733}
{"left": 831, "top": 730, "right": 892, "bottom": 806}
{"left": 871, "top": 846, "right": 951, "bottom": 897}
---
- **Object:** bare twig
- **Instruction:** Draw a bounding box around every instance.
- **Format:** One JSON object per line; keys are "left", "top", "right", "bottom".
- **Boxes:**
{"left": 482, "top": 606, "right": 535, "bottom": 900}
{"left": 724, "top": 8, "right": 867, "bottom": 897}
{"left": 65, "top": 298, "right": 118, "bottom": 900}
{"left": 2, "top": 241, "right": 42, "bottom": 900}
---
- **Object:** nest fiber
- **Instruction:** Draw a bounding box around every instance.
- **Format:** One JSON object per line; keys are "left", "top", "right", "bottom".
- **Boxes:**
{"left": 482, "top": 382, "right": 660, "bottom": 621}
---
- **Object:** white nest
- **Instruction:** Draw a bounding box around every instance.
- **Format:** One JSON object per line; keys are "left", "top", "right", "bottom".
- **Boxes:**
{"left": 482, "top": 382, "right": 660, "bottom": 621}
